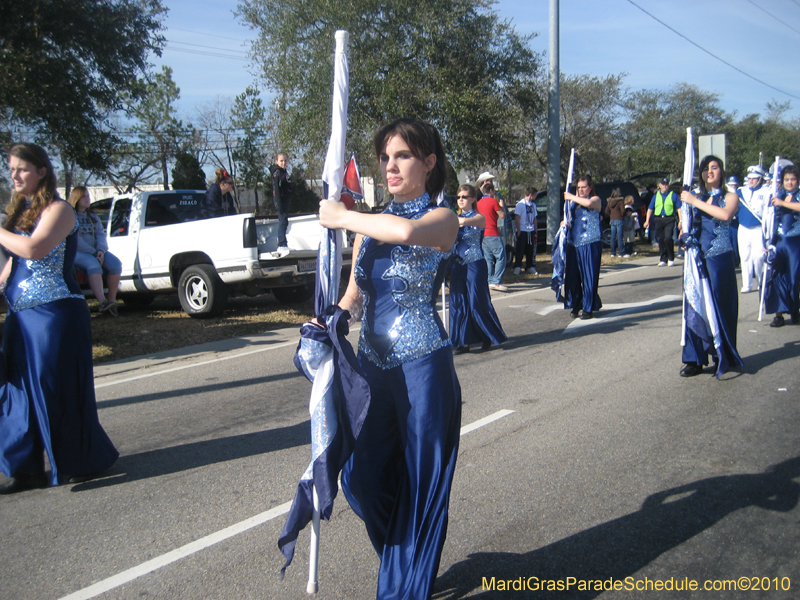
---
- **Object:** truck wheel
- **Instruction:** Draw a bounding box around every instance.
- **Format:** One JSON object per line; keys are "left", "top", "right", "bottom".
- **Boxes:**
{"left": 178, "top": 265, "right": 228, "bottom": 318}
{"left": 273, "top": 284, "right": 314, "bottom": 304}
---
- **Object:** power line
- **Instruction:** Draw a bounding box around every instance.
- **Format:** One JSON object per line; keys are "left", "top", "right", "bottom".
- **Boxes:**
{"left": 625, "top": 0, "right": 800, "bottom": 101}
{"left": 746, "top": 0, "right": 800, "bottom": 37}
{"left": 168, "top": 26, "right": 251, "bottom": 43}
{"left": 166, "top": 46, "right": 250, "bottom": 61}
{"left": 166, "top": 39, "right": 249, "bottom": 56}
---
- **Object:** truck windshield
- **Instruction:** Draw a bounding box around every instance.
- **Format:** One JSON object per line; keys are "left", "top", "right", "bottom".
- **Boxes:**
{"left": 145, "top": 193, "right": 207, "bottom": 227}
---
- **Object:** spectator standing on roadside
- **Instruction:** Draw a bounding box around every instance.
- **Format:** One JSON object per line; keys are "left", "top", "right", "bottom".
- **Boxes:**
{"left": 736, "top": 166, "right": 770, "bottom": 293}
{"left": 644, "top": 178, "right": 681, "bottom": 266}
{"left": 641, "top": 183, "right": 658, "bottom": 245}
{"left": 513, "top": 186, "right": 538, "bottom": 275}
{"left": 605, "top": 187, "right": 625, "bottom": 258}
{"left": 622, "top": 203, "right": 639, "bottom": 257}
{"left": 67, "top": 186, "right": 122, "bottom": 316}
{"left": 269, "top": 152, "right": 292, "bottom": 257}
{"left": 477, "top": 179, "right": 508, "bottom": 292}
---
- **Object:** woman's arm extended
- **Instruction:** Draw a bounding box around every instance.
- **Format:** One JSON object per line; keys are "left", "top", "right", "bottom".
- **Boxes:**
{"left": 681, "top": 190, "right": 739, "bottom": 221}
{"left": 319, "top": 201, "right": 459, "bottom": 252}
{"left": 0, "top": 202, "right": 76, "bottom": 260}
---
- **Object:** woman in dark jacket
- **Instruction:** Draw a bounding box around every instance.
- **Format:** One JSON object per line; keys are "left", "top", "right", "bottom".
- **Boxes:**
{"left": 202, "top": 168, "right": 236, "bottom": 218}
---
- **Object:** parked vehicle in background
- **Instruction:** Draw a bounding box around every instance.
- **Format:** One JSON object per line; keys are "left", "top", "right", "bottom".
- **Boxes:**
{"left": 89, "top": 190, "right": 350, "bottom": 317}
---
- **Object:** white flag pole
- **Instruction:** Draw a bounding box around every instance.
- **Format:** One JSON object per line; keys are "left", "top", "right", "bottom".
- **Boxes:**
{"left": 308, "top": 29, "right": 349, "bottom": 595}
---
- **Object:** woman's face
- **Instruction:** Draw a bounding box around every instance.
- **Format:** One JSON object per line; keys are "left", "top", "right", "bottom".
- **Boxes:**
{"left": 783, "top": 173, "right": 798, "bottom": 192}
{"left": 220, "top": 181, "right": 233, "bottom": 193}
{"left": 701, "top": 161, "right": 723, "bottom": 189}
{"left": 276, "top": 155, "right": 288, "bottom": 169}
{"left": 9, "top": 156, "right": 45, "bottom": 198}
{"left": 379, "top": 134, "right": 434, "bottom": 202}
{"left": 576, "top": 180, "right": 591, "bottom": 198}
{"left": 77, "top": 192, "right": 91, "bottom": 212}
{"left": 456, "top": 190, "right": 475, "bottom": 211}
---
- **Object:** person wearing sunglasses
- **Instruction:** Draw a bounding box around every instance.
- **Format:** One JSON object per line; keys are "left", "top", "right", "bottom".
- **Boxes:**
{"left": 450, "top": 185, "right": 506, "bottom": 354}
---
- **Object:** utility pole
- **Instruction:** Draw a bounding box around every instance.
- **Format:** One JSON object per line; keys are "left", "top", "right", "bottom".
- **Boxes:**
{"left": 546, "top": 0, "right": 561, "bottom": 246}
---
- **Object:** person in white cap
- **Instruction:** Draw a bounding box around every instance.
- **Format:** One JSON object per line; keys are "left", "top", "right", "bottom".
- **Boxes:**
{"left": 736, "top": 165, "right": 770, "bottom": 293}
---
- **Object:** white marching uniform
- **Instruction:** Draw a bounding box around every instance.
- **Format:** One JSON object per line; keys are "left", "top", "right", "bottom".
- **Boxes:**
{"left": 737, "top": 184, "right": 771, "bottom": 292}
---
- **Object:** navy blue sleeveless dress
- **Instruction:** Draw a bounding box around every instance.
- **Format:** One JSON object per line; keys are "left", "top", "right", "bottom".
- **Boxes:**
{"left": 0, "top": 203, "right": 118, "bottom": 485}
{"left": 564, "top": 203, "right": 603, "bottom": 314}
{"left": 682, "top": 191, "right": 743, "bottom": 375}
{"left": 449, "top": 210, "right": 506, "bottom": 347}
{"left": 340, "top": 193, "right": 462, "bottom": 600}
{"left": 765, "top": 189, "right": 800, "bottom": 319}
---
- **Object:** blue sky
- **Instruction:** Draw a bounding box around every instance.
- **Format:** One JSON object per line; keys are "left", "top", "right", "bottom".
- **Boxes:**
{"left": 156, "top": 0, "right": 800, "bottom": 121}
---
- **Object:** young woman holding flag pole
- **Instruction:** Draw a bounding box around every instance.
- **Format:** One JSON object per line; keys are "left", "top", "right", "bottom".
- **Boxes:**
{"left": 319, "top": 118, "right": 461, "bottom": 599}
{"left": 678, "top": 149, "right": 743, "bottom": 378}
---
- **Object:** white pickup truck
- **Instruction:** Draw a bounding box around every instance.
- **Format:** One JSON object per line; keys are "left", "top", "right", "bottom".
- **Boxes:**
{"left": 89, "top": 190, "right": 351, "bottom": 317}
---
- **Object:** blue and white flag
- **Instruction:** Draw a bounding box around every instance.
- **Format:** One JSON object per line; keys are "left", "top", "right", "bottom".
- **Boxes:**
{"left": 759, "top": 156, "right": 782, "bottom": 320}
{"left": 278, "top": 31, "right": 371, "bottom": 585}
{"left": 551, "top": 148, "right": 575, "bottom": 300}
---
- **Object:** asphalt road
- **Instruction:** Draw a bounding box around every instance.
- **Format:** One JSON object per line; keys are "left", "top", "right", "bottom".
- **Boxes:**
{"left": 1, "top": 255, "right": 799, "bottom": 600}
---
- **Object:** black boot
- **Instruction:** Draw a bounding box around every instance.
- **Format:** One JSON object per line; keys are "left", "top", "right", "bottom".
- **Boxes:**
{"left": 0, "top": 473, "right": 49, "bottom": 494}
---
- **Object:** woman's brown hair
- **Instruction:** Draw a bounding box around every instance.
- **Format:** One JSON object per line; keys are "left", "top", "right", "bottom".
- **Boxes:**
{"left": 373, "top": 118, "right": 448, "bottom": 199}
{"left": 5, "top": 143, "right": 58, "bottom": 233}
{"left": 215, "top": 168, "right": 233, "bottom": 185}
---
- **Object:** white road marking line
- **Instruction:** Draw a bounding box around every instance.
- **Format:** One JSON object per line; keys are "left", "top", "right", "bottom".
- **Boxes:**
{"left": 563, "top": 295, "right": 681, "bottom": 333}
{"left": 460, "top": 409, "right": 515, "bottom": 436}
{"left": 57, "top": 409, "right": 515, "bottom": 600}
{"left": 94, "top": 341, "right": 299, "bottom": 389}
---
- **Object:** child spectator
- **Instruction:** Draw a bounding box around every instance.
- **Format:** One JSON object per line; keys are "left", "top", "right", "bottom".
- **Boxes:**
{"left": 622, "top": 201, "right": 639, "bottom": 258}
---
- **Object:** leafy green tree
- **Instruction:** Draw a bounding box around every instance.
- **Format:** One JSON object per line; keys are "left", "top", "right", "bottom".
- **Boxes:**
{"left": 0, "top": 0, "right": 165, "bottom": 170}
{"left": 231, "top": 87, "right": 269, "bottom": 214}
{"left": 622, "top": 83, "right": 729, "bottom": 180}
{"left": 172, "top": 152, "right": 207, "bottom": 190}
{"left": 106, "top": 66, "right": 186, "bottom": 192}
{"left": 724, "top": 102, "right": 800, "bottom": 179}
{"left": 237, "top": 0, "right": 541, "bottom": 180}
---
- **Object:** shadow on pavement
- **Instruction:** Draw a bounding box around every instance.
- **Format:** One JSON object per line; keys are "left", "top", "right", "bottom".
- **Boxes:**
{"left": 71, "top": 419, "right": 311, "bottom": 491}
{"left": 96, "top": 371, "right": 303, "bottom": 409}
{"left": 435, "top": 457, "right": 800, "bottom": 599}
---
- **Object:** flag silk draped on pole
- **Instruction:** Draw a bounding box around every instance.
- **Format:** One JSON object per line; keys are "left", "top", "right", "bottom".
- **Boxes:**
{"left": 679, "top": 127, "right": 725, "bottom": 377}
{"left": 551, "top": 148, "right": 575, "bottom": 300}
{"left": 759, "top": 156, "right": 782, "bottom": 321}
{"left": 277, "top": 30, "right": 371, "bottom": 594}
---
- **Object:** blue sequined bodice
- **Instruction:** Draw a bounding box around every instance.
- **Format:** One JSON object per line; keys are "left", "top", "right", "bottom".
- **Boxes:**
{"left": 691, "top": 191, "right": 734, "bottom": 258}
{"left": 453, "top": 210, "right": 484, "bottom": 264}
{"left": 568, "top": 203, "right": 601, "bottom": 246}
{"left": 776, "top": 190, "right": 800, "bottom": 238}
{"left": 356, "top": 194, "right": 452, "bottom": 369}
{"left": 4, "top": 206, "right": 83, "bottom": 312}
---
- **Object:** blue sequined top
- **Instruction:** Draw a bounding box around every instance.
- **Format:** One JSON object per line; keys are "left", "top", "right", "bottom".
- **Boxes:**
{"left": 776, "top": 190, "right": 800, "bottom": 238}
{"left": 3, "top": 202, "right": 84, "bottom": 312}
{"left": 568, "top": 203, "right": 601, "bottom": 246}
{"left": 355, "top": 193, "right": 452, "bottom": 369}
{"left": 690, "top": 190, "right": 734, "bottom": 258}
{"left": 453, "top": 210, "right": 484, "bottom": 264}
